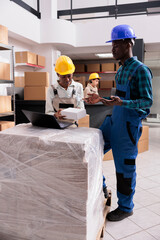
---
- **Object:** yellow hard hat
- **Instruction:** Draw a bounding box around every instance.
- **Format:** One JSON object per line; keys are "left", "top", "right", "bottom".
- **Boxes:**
{"left": 55, "top": 55, "right": 75, "bottom": 75}
{"left": 89, "top": 73, "right": 101, "bottom": 80}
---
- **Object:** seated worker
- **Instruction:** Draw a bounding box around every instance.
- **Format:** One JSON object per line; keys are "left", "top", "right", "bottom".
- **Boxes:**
{"left": 84, "top": 73, "right": 100, "bottom": 98}
{"left": 45, "top": 55, "right": 84, "bottom": 119}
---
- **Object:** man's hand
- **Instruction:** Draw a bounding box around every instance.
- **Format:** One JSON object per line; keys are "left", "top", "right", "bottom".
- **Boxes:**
{"left": 84, "top": 93, "right": 102, "bottom": 104}
{"left": 101, "top": 96, "right": 123, "bottom": 106}
{"left": 54, "top": 109, "right": 66, "bottom": 120}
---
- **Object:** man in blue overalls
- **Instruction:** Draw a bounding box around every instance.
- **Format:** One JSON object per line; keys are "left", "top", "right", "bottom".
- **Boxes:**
{"left": 85, "top": 24, "right": 153, "bottom": 221}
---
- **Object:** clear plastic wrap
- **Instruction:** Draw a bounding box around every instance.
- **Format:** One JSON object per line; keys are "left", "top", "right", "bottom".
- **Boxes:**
{"left": 0, "top": 123, "right": 104, "bottom": 240}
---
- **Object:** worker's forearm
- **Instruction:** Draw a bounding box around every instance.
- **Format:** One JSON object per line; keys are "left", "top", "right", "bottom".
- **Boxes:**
{"left": 122, "top": 98, "right": 153, "bottom": 109}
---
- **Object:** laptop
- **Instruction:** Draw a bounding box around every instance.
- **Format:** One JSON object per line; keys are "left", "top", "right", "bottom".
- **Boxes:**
{"left": 22, "top": 110, "right": 73, "bottom": 129}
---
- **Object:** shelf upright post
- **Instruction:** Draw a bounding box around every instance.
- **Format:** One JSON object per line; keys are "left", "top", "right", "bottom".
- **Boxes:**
{"left": 11, "top": 45, "right": 16, "bottom": 124}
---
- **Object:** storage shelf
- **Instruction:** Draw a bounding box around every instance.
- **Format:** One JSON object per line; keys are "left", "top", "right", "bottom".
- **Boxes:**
{"left": 0, "top": 111, "right": 14, "bottom": 117}
{"left": 15, "top": 63, "right": 45, "bottom": 69}
{"left": 99, "top": 88, "right": 112, "bottom": 90}
{"left": 0, "top": 79, "right": 14, "bottom": 84}
{"left": 0, "top": 43, "right": 12, "bottom": 51}
{"left": 75, "top": 71, "right": 116, "bottom": 74}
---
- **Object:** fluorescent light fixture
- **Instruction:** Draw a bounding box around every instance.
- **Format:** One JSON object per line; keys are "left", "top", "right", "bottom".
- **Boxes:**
{"left": 95, "top": 53, "right": 113, "bottom": 58}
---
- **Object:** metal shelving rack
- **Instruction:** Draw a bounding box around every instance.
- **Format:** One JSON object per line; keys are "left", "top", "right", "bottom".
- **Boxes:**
{"left": 0, "top": 43, "right": 15, "bottom": 123}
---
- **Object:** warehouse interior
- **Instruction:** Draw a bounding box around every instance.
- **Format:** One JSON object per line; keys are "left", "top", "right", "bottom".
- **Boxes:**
{"left": 0, "top": 0, "right": 160, "bottom": 239}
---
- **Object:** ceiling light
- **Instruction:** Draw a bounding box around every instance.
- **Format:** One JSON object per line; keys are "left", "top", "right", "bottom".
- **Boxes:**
{"left": 95, "top": 53, "right": 113, "bottom": 58}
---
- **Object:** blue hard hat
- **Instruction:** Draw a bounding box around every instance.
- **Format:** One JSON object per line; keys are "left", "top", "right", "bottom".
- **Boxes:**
{"left": 106, "top": 24, "right": 137, "bottom": 43}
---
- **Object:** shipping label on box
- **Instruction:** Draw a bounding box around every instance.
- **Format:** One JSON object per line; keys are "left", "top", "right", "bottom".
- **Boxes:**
{"left": 0, "top": 96, "right": 12, "bottom": 113}
{"left": 0, "top": 25, "right": 8, "bottom": 45}
{"left": 24, "top": 86, "right": 48, "bottom": 100}
{"left": 100, "top": 80, "right": 113, "bottom": 88}
{"left": 0, "top": 62, "right": 10, "bottom": 80}
{"left": 87, "top": 64, "right": 100, "bottom": 72}
{"left": 24, "top": 72, "right": 49, "bottom": 87}
{"left": 15, "top": 51, "right": 37, "bottom": 65}
{"left": 101, "top": 63, "right": 115, "bottom": 72}
{"left": 15, "top": 76, "right": 25, "bottom": 88}
{"left": 37, "top": 55, "right": 46, "bottom": 67}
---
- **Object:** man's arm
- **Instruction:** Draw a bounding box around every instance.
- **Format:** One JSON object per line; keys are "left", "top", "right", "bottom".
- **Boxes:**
{"left": 77, "top": 83, "right": 85, "bottom": 109}
{"left": 45, "top": 86, "right": 55, "bottom": 115}
{"left": 122, "top": 67, "right": 153, "bottom": 109}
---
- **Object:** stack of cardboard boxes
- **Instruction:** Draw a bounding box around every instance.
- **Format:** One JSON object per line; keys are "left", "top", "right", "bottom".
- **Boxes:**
{"left": 15, "top": 51, "right": 46, "bottom": 67}
{"left": 74, "top": 62, "right": 117, "bottom": 90}
{"left": 0, "top": 25, "right": 14, "bottom": 131}
{"left": 24, "top": 72, "right": 49, "bottom": 100}
{"left": 0, "top": 25, "right": 10, "bottom": 81}
{"left": 0, "top": 96, "right": 15, "bottom": 131}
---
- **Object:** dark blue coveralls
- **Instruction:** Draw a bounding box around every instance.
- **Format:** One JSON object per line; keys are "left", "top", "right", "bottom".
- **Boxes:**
{"left": 101, "top": 62, "right": 150, "bottom": 212}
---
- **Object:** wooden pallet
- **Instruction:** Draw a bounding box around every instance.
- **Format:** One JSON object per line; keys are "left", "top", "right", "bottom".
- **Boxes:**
{"left": 96, "top": 190, "right": 112, "bottom": 240}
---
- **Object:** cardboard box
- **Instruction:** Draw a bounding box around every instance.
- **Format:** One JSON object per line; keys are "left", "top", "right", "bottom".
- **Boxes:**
{"left": 78, "top": 114, "right": 90, "bottom": 128}
{"left": 15, "top": 76, "right": 25, "bottom": 88}
{"left": 0, "top": 62, "right": 10, "bottom": 80}
{"left": 138, "top": 139, "right": 149, "bottom": 153}
{"left": 61, "top": 108, "right": 86, "bottom": 121}
{"left": 0, "top": 25, "right": 8, "bottom": 45}
{"left": 37, "top": 55, "right": 46, "bottom": 67}
{"left": 86, "top": 64, "right": 100, "bottom": 72}
{"left": 0, "top": 96, "right": 12, "bottom": 113}
{"left": 73, "top": 76, "right": 86, "bottom": 89}
{"left": 103, "top": 150, "right": 113, "bottom": 161}
{"left": 101, "top": 63, "right": 115, "bottom": 72}
{"left": 87, "top": 63, "right": 100, "bottom": 73}
{"left": 100, "top": 80, "right": 113, "bottom": 88}
{"left": 139, "top": 125, "right": 149, "bottom": 141}
{"left": 24, "top": 72, "right": 49, "bottom": 87}
{"left": 75, "top": 64, "right": 85, "bottom": 73}
{"left": 24, "top": 86, "right": 48, "bottom": 100}
{"left": 0, "top": 121, "right": 15, "bottom": 131}
{"left": 15, "top": 51, "right": 37, "bottom": 65}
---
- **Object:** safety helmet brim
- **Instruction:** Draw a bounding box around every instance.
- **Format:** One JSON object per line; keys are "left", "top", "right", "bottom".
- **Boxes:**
{"left": 106, "top": 24, "right": 137, "bottom": 43}
{"left": 106, "top": 37, "right": 136, "bottom": 43}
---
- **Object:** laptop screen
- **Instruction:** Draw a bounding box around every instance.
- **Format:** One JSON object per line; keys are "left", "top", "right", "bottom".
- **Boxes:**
{"left": 22, "top": 110, "right": 73, "bottom": 129}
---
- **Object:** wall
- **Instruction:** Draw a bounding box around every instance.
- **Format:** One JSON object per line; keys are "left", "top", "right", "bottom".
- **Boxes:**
{"left": 0, "top": 0, "right": 40, "bottom": 43}
{"left": 149, "top": 68, "right": 160, "bottom": 115}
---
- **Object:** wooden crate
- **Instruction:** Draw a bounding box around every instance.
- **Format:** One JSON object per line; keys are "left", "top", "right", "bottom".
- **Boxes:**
{"left": 96, "top": 190, "right": 111, "bottom": 240}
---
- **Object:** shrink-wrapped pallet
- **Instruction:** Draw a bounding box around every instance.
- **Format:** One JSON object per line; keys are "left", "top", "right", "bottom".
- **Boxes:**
{"left": 0, "top": 124, "right": 104, "bottom": 240}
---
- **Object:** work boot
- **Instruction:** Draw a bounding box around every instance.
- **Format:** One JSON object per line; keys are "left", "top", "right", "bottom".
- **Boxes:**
{"left": 103, "top": 186, "right": 109, "bottom": 199}
{"left": 107, "top": 207, "right": 133, "bottom": 221}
